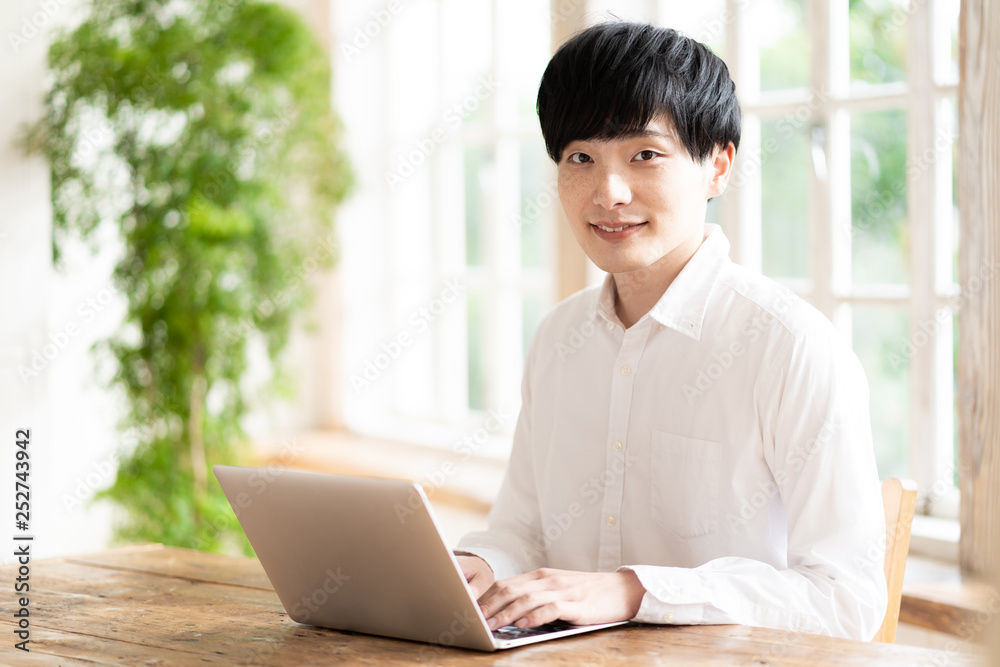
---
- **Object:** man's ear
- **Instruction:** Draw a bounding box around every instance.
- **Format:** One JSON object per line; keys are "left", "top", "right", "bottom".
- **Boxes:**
{"left": 706, "top": 142, "right": 736, "bottom": 198}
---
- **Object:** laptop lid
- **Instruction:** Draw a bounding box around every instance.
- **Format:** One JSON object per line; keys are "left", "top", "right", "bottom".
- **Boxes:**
{"left": 213, "top": 465, "right": 499, "bottom": 650}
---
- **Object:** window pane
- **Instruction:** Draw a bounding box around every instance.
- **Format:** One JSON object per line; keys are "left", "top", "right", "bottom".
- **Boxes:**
{"left": 849, "top": 0, "right": 907, "bottom": 87}
{"left": 950, "top": 99, "right": 960, "bottom": 285}
{"left": 467, "top": 290, "right": 486, "bottom": 411}
{"left": 850, "top": 109, "right": 908, "bottom": 285}
{"left": 935, "top": 0, "right": 960, "bottom": 85}
{"left": 464, "top": 146, "right": 493, "bottom": 266}
{"left": 706, "top": 196, "right": 722, "bottom": 228}
{"left": 951, "top": 312, "right": 959, "bottom": 487}
{"left": 519, "top": 141, "right": 553, "bottom": 269}
{"left": 853, "top": 305, "right": 910, "bottom": 480}
{"left": 934, "top": 97, "right": 959, "bottom": 291}
{"left": 441, "top": 0, "right": 492, "bottom": 112}
{"left": 658, "top": 0, "right": 727, "bottom": 57}
{"left": 758, "top": 0, "right": 810, "bottom": 92}
{"left": 497, "top": 0, "right": 550, "bottom": 122}
{"left": 761, "top": 117, "right": 810, "bottom": 278}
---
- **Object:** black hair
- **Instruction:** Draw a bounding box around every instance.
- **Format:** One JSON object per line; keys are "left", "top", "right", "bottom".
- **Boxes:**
{"left": 536, "top": 21, "right": 741, "bottom": 163}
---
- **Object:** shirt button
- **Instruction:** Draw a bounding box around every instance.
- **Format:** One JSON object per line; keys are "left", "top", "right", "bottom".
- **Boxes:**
{"left": 659, "top": 324, "right": 665, "bottom": 331}
{"left": 607, "top": 321, "right": 615, "bottom": 330}
{"left": 620, "top": 365, "right": 631, "bottom": 376}
{"left": 612, "top": 441, "right": 623, "bottom": 451}
{"left": 606, "top": 516, "right": 617, "bottom": 526}
{"left": 663, "top": 612, "right": 675, "bottom": 623}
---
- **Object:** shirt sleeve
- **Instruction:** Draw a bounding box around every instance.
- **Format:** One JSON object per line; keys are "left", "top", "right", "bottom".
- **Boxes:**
{"left": 621, "top": 331, "right": 888, "bottom": 641}
{"left": 456, "top": 345, "right": 546, "bottom": 582}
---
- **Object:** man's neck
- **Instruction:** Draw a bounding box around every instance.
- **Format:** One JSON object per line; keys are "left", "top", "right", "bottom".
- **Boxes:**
{"left": 612, "top": 235, "right": 704, "bottom": 329}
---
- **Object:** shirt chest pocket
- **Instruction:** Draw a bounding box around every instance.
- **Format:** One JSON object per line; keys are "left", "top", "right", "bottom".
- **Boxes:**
{"left": 650, "top": 432, "right": 722, "bottom": 539}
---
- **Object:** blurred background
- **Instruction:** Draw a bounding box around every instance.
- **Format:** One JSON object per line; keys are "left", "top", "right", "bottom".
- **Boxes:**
{"left": 1, "top": 0, "right": 987, "bottom": 655}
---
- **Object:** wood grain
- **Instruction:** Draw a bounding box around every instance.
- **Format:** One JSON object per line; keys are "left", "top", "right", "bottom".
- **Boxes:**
{"left": 958, "top": 0, "right": 1000, "bottom": 579}
{"left": 0, "top": 545, "right": 981, "bottom": 665}
{"left": 900, "top": 554, "right": 1000, "bottom": 642}
{"left": 873, "top": 478, "right": 919, "bottom": 643}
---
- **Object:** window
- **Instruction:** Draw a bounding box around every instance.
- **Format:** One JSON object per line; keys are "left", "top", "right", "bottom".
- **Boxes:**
{"left": 335, "top": 0, "right": 555, "bottom": 453}
{"left": 335, "top": 0, "right": 963, "bottom": 512}
{"left": 720, "top": 0, "right": 962, "bottom": 517}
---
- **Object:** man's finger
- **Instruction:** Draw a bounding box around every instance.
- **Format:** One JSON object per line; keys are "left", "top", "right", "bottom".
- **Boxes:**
{"left": 480, "top": 582, "right": 558, "bottom": 629}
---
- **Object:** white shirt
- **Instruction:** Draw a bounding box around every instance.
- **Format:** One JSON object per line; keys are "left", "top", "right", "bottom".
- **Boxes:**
{"left": 458, "top": 224, "right": 888, "bottom": 640}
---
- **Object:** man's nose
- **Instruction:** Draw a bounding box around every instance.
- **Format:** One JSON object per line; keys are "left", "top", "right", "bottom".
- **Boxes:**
{"left": 592, "top": 169, "right": 632, "bottom": 209}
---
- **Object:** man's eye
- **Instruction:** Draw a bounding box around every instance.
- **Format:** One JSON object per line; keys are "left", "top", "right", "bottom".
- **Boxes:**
{"left": 567, "top": 152, "right": 592, "bottom": 164}
{"left": 634, "top": 150, "right": 659, "bottom": 161}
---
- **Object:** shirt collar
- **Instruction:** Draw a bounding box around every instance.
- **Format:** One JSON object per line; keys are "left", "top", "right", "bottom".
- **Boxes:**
{"left": 589, "top": 223, "right": 730, "bottom": 341}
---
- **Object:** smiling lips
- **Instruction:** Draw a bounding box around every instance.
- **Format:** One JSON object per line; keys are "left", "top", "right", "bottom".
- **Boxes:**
{"left": 594, "top": 222, "right": 642, "bottom": 232}
{"left": 591, "top": 221, "right": 646, "bottom": 238}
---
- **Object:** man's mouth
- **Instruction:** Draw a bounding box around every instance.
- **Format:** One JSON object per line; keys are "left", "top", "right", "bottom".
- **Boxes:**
{"left": 592, "top": 222, "right": 645, "bottom": 232}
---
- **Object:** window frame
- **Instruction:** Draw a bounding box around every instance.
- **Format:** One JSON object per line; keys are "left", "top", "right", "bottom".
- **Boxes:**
{"left": 718, "top": 0, "right": 960, "bottom": 518}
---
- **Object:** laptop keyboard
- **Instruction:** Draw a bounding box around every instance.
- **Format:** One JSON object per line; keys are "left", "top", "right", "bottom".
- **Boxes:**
{"left": 492, "top": 621, "right": 574, "bottom": 640}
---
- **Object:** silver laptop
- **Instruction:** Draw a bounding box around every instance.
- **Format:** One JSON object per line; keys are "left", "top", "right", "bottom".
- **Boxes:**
{"left": 213, "top": 465, "right": 626, "bottom": 651}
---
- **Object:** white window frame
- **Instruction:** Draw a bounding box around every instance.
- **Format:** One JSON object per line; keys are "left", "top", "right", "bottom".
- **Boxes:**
{"left": 336, "top": 0, "right": 556, "bottom": 453}
{"left": 717, "top": 0, "right": 960, "bottom": 519}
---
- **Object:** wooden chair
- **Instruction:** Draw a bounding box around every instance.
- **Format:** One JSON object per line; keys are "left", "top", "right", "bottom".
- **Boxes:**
{"left": 872, "top": 477, "right": 919, "bottom": 643}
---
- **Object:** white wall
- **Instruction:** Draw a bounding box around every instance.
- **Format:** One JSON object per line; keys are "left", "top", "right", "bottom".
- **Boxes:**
{"left": 0, "top": 0, "right": 120, "bottom": 563}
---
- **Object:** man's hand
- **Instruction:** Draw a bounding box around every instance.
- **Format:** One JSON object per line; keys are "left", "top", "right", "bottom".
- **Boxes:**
{"left": 477, "top": 568, "right": 645, "bottom": 630}
{"left": 456, "top": 555, "right": 496, "bottom": 599}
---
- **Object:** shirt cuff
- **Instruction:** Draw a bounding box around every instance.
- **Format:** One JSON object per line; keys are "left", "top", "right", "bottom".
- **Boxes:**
{"left": 617, "top": 564, "right": 708, "bottom": 625}
{"left": 452, "top": 545, "right": 523, "bottom": 582}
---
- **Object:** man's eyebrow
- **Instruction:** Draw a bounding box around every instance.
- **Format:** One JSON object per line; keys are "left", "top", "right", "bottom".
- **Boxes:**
{"left": 571, "top": 128, "right": 678, "bottom": 145}
{"left": 615, "top": 128, "right": 676, "bottom": 140}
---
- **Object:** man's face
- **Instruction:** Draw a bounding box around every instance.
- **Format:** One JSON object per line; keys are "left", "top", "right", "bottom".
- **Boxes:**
{"left": 556, "top": 115, "right": 733, "bottom": 276}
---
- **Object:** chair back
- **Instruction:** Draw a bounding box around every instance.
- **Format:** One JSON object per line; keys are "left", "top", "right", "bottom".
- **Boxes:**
{"left": 872, "top": 477, "right": 918, "bottom": 643}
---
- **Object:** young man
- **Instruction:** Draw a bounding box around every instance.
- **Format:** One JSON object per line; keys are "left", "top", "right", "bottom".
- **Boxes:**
{"left": 456, "top": 21, "right": 887, "bottom": 640}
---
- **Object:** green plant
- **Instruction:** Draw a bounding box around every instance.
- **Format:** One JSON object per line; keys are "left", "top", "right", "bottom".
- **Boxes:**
{"left": 26, "top": 0, "right": 351, "bottom": 551}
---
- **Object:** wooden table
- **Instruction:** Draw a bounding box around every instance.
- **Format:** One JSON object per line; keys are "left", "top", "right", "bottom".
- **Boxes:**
{"left": 0, "top": 544, "right": 982, "bottom": 665}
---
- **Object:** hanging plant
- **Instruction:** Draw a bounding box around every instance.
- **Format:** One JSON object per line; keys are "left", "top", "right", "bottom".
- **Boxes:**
{"left": 25, "top": 0, "right": 352, "bottom": 551}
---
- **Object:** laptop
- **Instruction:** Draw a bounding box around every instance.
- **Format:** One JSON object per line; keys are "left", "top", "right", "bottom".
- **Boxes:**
{"left": 213, "top": 465, "right": 627, "bottom": 651}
